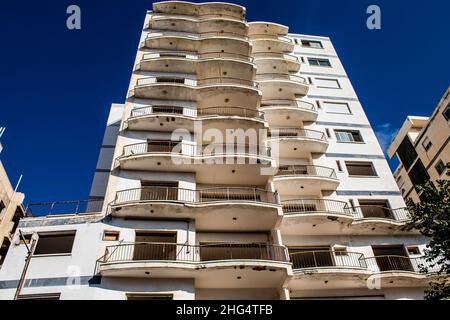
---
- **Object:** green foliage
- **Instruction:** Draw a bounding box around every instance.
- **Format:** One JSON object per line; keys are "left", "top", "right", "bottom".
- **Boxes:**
{"left": 407, "top": 164, "right": 450, "bottom": 300}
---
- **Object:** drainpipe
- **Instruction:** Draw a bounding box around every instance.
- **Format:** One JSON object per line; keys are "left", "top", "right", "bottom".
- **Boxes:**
{"left": 13, "top": 231, "right": 38, "bottom": 300}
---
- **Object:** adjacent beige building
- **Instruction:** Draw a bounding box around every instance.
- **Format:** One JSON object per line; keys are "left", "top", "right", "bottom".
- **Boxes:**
{"left": 388, "top": 87, "right": 450, "bottom": 202}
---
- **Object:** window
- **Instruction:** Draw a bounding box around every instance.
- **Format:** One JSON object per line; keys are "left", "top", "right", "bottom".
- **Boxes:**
{"left": 34, "top": 232, "right": 76, "bottom": 255}
{"left": 103, "top": 231, "right": 120, "bottom": 241}
{"left": 314, "top": 78, "right": 341, "bottom": 89}
{"left": 345, "top": 161, "right": 377, "bottom": 177}
{"left": 127, "top": 293, "right": 173, "bottom": 300}
{"left": 301, "top": 40, "right": 323, "bottom": 49}
{"left": 334, "top": 247, "right": 348, "bottom": 256}
{"left": 323, "top": 102, "right": 351, "bottom": 114}
{"left": 308, "top": 58, "right": 331, "bottom": 67}
{"left": 335, "top": 130, "right": 363, "bottom": 143}
{"left": 407, "top": 246, "right": 421, "bottom": 255}
{"left": 443, "top": 104, "right": 450, "bottom": 121}
{"left": 17, "top": 293, "right": 61, "bottom": 300}
{"left": 408, "top": 160, "right": 430, "bottom": 189}
{"left": 435, "top": 160, "right": 446, "bottom": 176}
{"left": 422, "top": 137, "right": 433, "bottom": 152}
{"left": 396, "top": 137, "right": 418, "bottom": 171}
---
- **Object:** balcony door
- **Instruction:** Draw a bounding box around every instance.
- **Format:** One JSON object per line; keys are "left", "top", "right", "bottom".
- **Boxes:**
{"left": 140, "top": 181, "right": 179, "bottom": 201}
{"left": 289, "top": 247, "right": 333, "bottom": 269}
{"left": 133, "top": 231, "right": 177, "bottom": 261}
{"left": 199, "top": 243, "right": 271, "bottom": 261}
{"left": 372, "top": 245, "right": 414, "bottom": 272}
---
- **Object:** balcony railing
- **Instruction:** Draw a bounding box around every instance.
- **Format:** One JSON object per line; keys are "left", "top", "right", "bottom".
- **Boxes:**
{"left": 352, "top": 206, "right": 411, "bottom": 221}
{"left": 256, "top": 73, "right": 307, "bottom": 84}
{"left": 364, "top": 255, "right": 441, "bottom": 273}
{"left": 290, "top": 250, "right": 366, "bottom": 270}
{"left": 261, "top": 99, "right": 316, "bottom": 111}
{"left": 146, "top": 30, "right": 249, "bottom": 40}
{"left": 121, "top": 141, "right": 271, "bottom": 158}
{"left": 99, "top": 242, "right": 289, "bottom": 264}
{"left": 268, "top": 128, "right": 327, "bottom": 142}
{"left": 282, "top": 199, "right": 351, "bottom": 216}
{"left": 25, "top": 199, "right": 104, "bottom": 217}
{"left": 114, "top": 187, "right": 279, "bottom": 206}
{"left": 136, "top": 76, "right": 259, "bottom": 88}
{"left": 129, "top": 106, "right": 264, "bottom": 120}
{"left": 253, "top": 52, "right": 300, "bottom": 63}
{"left": 276, "top": 165, "right": 337, "bottom": 179}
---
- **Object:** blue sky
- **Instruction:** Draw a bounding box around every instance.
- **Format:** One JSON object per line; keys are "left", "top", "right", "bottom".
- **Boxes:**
{"left": 0, "top": 0, "right": 449, "bottom": 204}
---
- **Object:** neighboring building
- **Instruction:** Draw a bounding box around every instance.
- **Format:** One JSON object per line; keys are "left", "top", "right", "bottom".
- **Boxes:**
{"left": 388, "top": 87, "right": 450, "bottom": 203}
{"left": 0, "top": 129, "right": 25, "bottom": 268}
{"left": 0, "top": 2, "right": 439, "bottom": 300}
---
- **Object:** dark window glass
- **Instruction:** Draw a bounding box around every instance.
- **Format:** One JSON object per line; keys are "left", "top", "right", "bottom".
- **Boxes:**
{"left": 408, "top": 160, "right": 430, "bottom": 189}
{"left": 34, "top": 232, "right": 76, "bottom": 255}
{"left": 443, "top": 104, "right": 450, "bottom": 121}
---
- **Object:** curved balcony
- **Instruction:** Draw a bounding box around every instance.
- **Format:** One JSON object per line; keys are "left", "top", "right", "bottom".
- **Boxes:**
{"left": 153, "top": 2, "right": 246, "bottom": 21}
{"left": 351, "top": 206, "right": 413, "bottom": 235}
{"left": 142, "top": 34, "right": 251, "bottom": 57}
{"left": 148, "top": 15, "right": 248, "bottom": 38}
{"left": 364, "top": 255, "right": 440, "bottom": 287}
{"left": 145, "top": 30, "right": 249, "bottom": 41}
{"left": 268, "top": 128, "right": 328, "bottom": 158}
{"left": 289, "top": 250, "right": 370, "bottom": 290}
{"left": 280, "top": 199, "right": 353, "bottom": 235}
{"left": 111, "top": 187, "right": 281, "bottom": 230}
{"left": 274, "top": 165, "right": 339, "bottom": 195}
{"left": 137, "top": 52, "right": 255, "bottom": 75}
{"left": 117, "top": 142, "right": 275, "bottom": 184}
{"left": 260, "top": 99, "right": 317, "bottom": 125}
{"left": 254, "top": 53, "right": 301, "bottom": 73}
{"left": 126, "top": 106, "right": 266, "bottom": 132}
{"left": 248, "top": 22, "right": 288, "bottom": 37}
{"left": 98, "top": 242, "right": 290, "bottom": 286}
{"left": 131, "top": 76, "right": 261, "bottom": 106}
{"left": 249, "top": 35, "right": 294, "bottom": 54}
{"left": 256, "top": 73, "right": 309, "bottom": 99}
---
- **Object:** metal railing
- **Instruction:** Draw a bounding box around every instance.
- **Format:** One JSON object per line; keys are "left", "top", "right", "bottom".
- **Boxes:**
{"left": 352, "top": 206, "right": 411, "bottom": 221}
{"left": 197, "top": 77, "right": 258, "bottom": 88}
{"left": 121, "top": 141, "right": 271, "bottom": 158}
{"left": 364, "top": 255, "right": 441, "bottom": 273}
{"left": 25, "top": 199, "right": 104, "bottom": 217}
{"left": 114, "top": 187, "right": 278, "bottom": 206}
{"left": 290, "top": 250, "right": 366, "bottom": 270}
{"left": 140, "top": 51, "right": 253, "bottom": 63}
{"left": 256, "top": 73, "right": 307, "bottom": 84}
{"left": 129, "top": 106, "right": 264, "bottom": 120}
{"left": 145, "top": 31, "right": 248, "bottom": 41}
{"left": 282, "top": 199, "right": 351, "bottom": 216}
{"left": 268, "top": 128, "right": 327, "bottom": 141}
{"left": 261, "top": 99, "right": 316, "bottom": 111}
{"left": 99, "top": 242, "right": 288, "bottom": 264}
{"left": 276, "top": 165, "right": 337, "bottom": 179}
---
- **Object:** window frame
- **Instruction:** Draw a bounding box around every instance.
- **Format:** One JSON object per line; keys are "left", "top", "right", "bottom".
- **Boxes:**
{"left": 33, "top": 231, "right": 76, "bottom": 257}
{"left": 435, "top": 160, "right": 446, "bottom": 176}
{"left": 308, "top": 58, "right": 331, "bottom": 67}
{"left": 335, "top": 129, "right": 364, "bottom": 143}
{"left": 323, "top": 102, "right": 352, "bottom": 115}
{"left": 443, "top": 104, "right": 450, "bottom": 121}
{"left": 421, "top": 136, "right": 433, "bottom": 152}
{"left": 314, "top": 77, "right": 341, "bottom": 89}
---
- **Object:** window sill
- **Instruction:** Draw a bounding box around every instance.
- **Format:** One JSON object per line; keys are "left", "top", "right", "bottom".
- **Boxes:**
{"left": 32, "top": 253, "right": 73, "bottom": 258}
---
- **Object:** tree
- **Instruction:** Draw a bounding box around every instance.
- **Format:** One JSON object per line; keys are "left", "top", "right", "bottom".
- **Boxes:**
{"left": 407, "top": 164, "right": 450, "bottom": 300}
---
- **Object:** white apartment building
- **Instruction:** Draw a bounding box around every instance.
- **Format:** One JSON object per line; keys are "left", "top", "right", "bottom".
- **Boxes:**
{"left": 0, "top": 1, "right": 438, "bottom": 300}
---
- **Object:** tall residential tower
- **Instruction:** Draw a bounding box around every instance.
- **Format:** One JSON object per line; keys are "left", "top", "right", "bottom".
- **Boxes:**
{"left": 0, "top": 2, "right": 437, "bottom": 300}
